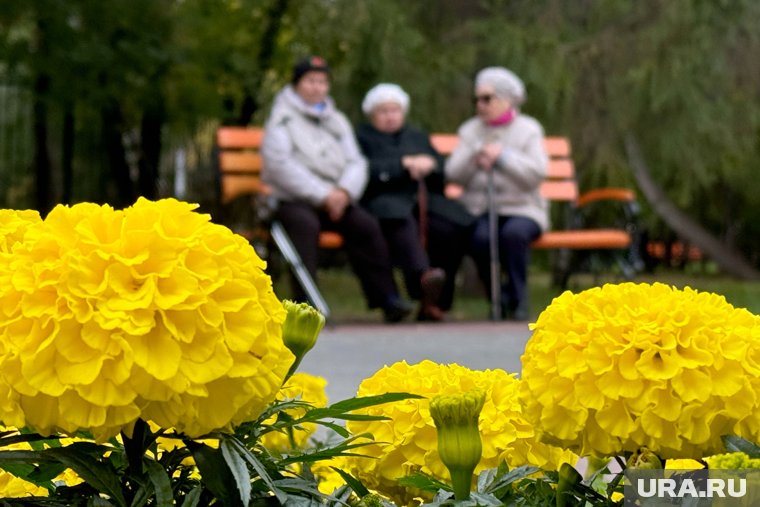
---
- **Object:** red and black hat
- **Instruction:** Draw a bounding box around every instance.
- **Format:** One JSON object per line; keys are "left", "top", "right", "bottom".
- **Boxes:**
{"left": 291, "top": 56, "right": 330, "bottom": 85}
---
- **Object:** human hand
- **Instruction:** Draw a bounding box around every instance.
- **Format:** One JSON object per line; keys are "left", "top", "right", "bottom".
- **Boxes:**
{"left": 323, "top": 188, "right": 351, "bottom": 222}
{"left": 476, "top": 142, "right": 503, "bottom": 170}
{"left": 402, "top": 154, "right": 436, "bottom": 180}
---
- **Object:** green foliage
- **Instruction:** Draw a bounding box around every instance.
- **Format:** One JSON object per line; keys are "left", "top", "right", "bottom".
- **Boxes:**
{"left": 0, "top": 392, "right": 420, "bottom": 505}
{"left": 1, "top": 0, "right": 760, "bottom": 264}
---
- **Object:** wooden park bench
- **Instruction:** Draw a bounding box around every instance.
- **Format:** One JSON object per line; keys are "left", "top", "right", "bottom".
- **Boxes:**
{"left": 216, "top": 126, "right": 642, "bottom": 316}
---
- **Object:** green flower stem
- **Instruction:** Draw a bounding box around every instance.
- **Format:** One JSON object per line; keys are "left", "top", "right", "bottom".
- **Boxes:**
{"left": 450, "top": 467, "right": 475, "bottom": 501}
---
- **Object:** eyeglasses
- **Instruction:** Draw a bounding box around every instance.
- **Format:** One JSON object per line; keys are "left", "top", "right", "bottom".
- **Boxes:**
{"left": 472, "top": 94, "right": 495, "bottom": 105}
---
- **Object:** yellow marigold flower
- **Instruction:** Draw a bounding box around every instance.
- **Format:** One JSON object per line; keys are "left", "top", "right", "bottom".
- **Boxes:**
{"left": 311, "top": 455, "right": 351, "bottom": 494}
{"left": 665, "top": 458, "right": 704, "bottom": 470}
{"left": 0, "top": 211, "right": 42, "bottom": 427}
{"left": 260, "top": 372, "right": 328, "bottom": 451}
{"left": 341, "top": 360, "right": 575, "bottom": 506}
{"left": 704, "top": 452, "right": 760, "bottom": 469}
{"left": 0, "top": 199, "right": 294, "bottom": 439}
{"left": 0, "top": 209, "right": 40, "bottom": 253}
{"left": 521, "top": 282, "right": 760, "bottom": 459}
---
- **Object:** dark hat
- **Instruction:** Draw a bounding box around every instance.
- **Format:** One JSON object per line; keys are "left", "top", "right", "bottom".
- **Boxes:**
{"left": 291, "top": 56, "right": 330, "bottom": 85}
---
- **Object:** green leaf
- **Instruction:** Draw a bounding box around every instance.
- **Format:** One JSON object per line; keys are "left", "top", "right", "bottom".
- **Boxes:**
{"left": 397, "top": 472, "right": 452, "bottom": 493}
{"left": 181, "top": 486, "right": 203, "bottom": 507}
{"left": 325, "top": 392, "right": 424, "bottom": 412}
{"left": 143, "top": 458, "right": 173, "bottom": 507}
{"left": 483, "top": 465, "right": 541, "bottom": 494}
{"left": 469, "top": 492, "right": 503, "bottom": 506}
{"left": 313, "top": 420, "right": 350, "bottom": 438}
{"left": 277, "top": 434, "right": 381, "bottom": 466}
{"left": 220, "top": 439, "right": 252, "bottom": 506}
{"left": 722, "top": 435, "right": 760, "bottom": 458}
{"left": 329, "top": 466, "right": 370, "bottom": 497}
{"left": 45, "top": 445, "right": 127, "bottom": 507}
{"left": 225, "top": 437, "right": 288, "bottom": 504}
{"left": 27, "top": 462, "right": 68, "bottom": 485}
{"left": 185, "top": 440, "right": 244, "bottom": 507}
{"left": 88, "top": 497, "right": 117, "bottom": 507}
{"left": 0, "top": 449, "right": 59, "bottom": 465}
{"left": 0, "top": 433, "right": 61, "bottom": 450}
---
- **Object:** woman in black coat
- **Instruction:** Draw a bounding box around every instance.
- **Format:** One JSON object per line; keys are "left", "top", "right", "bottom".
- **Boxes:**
{"left": 357, "top": 83, "right": 474, "bottom": 321}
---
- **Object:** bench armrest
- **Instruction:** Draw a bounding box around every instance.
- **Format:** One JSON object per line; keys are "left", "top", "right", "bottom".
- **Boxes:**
{"left": 570, "top": 185, "right": 644, "bottom": 273}
{"left": 576, "top": 187, "right": 635, "bottom": 208}
{"left": 575, "top": 186, "right": 641, "bottom": 224}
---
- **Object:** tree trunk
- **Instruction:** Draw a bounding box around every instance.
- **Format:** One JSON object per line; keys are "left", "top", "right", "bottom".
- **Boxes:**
{"left": 32, "top": 14, "right": 53, "bottom": 215}
{"left": 32, "top": 72, "right": 53, "bottom": 215}
{"left": 237, "top": 0, "right": 289, "bottom": 125}
{"left": 138, "top": 98, "right": 164, "bottom": 200}
{"left": 624, "top": 133, "right": 760, "bottom": 280}
{"left": 102, "top": 100, "right": 134, "bottom": 208}
{"left": 61, "top": 104, "right": 74, "bottom": 204}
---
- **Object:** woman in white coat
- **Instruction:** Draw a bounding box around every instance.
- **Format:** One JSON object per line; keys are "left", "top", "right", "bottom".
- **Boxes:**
{"left": 445, "top": 67, "right": 548, "bottom": 320}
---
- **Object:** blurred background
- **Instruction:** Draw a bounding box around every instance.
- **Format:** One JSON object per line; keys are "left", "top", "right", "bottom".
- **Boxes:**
{"left": 2, "top": 0, "right": 760, "bottom": 318}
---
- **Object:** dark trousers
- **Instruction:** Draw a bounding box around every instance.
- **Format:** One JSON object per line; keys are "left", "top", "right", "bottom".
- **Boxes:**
{"left": 276, "top": 201, "right": 399, "bottom": 308}
{"left": 470, "top": 214, "right": 541, "bottom": 311}
{"left": 379, "top": 212, "right": 471, "bottom": 310}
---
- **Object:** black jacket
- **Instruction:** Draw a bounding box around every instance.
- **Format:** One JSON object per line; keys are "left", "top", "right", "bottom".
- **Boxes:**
{"left": 357, "top": 123, "right": 473, "bottom": 226}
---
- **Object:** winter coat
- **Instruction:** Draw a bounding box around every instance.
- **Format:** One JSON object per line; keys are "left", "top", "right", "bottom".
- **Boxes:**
{"left": 445, "top": 113, "right": 549, "bottom": 231}
{"left": 261, "top": 86, "right": 368, "bottom": 206}
{"left": 357, "top": 123, "right": 474, "bottom": 227}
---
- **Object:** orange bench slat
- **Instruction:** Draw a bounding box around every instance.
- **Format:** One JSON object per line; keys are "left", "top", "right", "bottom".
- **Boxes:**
{"left": 532, "top": 229, "right": 631, "bottom": 249}
{"left": 221, "top": 175, "right": 270, "bottom": 204}
{"left": 219, "top": 152, "right": 262, "bottom": 173}
{"left": 319, "top": 231, "right": 344, "bottom": 249}
{"left": 540, "top": 180, "right": 578, "bottom": 201}
{"left": 217, "top": 126, "right": 264, "bottom": 149}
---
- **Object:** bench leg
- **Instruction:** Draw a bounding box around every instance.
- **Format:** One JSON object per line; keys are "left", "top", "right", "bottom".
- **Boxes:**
{"left": 270, "top": 221, "right": 332, "bottom": 319}
{"left": 551, "top": 248, "right": 573, "bottom": 289}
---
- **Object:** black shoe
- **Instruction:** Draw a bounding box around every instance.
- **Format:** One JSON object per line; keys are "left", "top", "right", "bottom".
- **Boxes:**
{"left": 383, "top": 297, "right": 414, "bottom": 323}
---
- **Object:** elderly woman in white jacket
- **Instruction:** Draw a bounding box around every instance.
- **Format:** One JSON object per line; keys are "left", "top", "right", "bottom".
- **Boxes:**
{"left": 445, "top": 67, "right": 548, "bottom": 320}
{"left": 261, "top": 56, "right": 412, "bottom": 322}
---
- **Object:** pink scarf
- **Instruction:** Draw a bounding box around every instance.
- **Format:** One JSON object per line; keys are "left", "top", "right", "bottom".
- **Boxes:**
{"left": 488, "top": 108, "right": 517, "bottom": 127}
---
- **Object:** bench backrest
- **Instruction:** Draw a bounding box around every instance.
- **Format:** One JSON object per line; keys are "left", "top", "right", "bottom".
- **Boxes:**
{"left": 217, "top": 126, "right": 578, "bottom": 206}
{"left": 429, "top": 133, "right": 578, "bottom": 202}
{"left": 217, "top": 126, "right": 267, "bottom": 204}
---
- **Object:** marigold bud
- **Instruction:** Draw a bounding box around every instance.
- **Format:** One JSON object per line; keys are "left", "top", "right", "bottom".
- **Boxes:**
{"left": 429, "top": 390, "right": 485, "bottom": 500}
{"left": 281, "top": 300, "right": 325, "bottom": 378}
{"left": 626, "top": 447, "right": 663, "bottom": 470}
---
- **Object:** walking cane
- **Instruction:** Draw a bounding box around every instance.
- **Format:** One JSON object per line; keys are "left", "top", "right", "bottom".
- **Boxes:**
{"left": 487, "top": 166, "right": 501, "bottom": 321}
{"left": 417, "top": 178, "right": 429, "bottom": 251}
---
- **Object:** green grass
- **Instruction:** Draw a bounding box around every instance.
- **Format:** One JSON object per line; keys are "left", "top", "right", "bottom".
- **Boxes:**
{"left": 272, "top": 261, "right": 760, "bottom": 324}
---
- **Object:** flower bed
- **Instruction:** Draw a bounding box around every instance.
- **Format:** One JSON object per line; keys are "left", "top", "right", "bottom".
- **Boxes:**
{"left": 1, "top": 199, "right": 759, "bottom": 506}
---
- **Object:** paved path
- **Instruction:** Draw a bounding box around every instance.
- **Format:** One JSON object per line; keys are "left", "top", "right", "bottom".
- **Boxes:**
{"left": 299, "top": 321, "right": 533, "bottom": 402}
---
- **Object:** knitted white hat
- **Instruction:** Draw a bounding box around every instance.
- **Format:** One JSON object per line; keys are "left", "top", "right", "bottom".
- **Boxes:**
{"left": 362, "top": 83, "right": 410, "bottom": 115}
{"left": 475, "top": 67, "right": 526, "bottom": 105}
